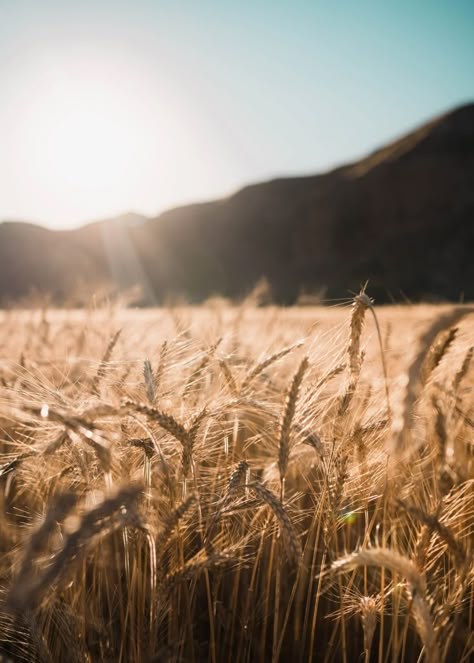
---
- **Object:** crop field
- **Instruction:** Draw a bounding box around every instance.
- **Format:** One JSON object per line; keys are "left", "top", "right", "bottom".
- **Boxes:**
{"left": 0, "top": 296, "right": 473, "bottom": 662}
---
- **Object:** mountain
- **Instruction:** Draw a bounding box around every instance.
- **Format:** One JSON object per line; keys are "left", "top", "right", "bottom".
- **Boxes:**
{"left": 1, "top": 103, "right": 473, "bottom": 304}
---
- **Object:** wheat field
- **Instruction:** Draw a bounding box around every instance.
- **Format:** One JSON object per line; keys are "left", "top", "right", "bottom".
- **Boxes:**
{"left": 0, "top": 295, "right": 472, "bottom": 662}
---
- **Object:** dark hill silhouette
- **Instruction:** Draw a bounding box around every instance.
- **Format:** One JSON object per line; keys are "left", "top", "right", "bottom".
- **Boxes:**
{"left": 1, "top": 103, "right": 473, "bottom": 304}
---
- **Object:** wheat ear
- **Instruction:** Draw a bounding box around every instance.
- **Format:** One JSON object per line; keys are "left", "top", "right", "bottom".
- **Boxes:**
{"left": 248, "top": 481, "right": 302, "bottom": 567}
{"left": 241, "top": 340, "right": 304, "bottom": 391}
{"left": 91, "top": 329, "right": 121, "bottom": 395}
{"left": 278, "top": 356, "right": 309, "bottom": 494}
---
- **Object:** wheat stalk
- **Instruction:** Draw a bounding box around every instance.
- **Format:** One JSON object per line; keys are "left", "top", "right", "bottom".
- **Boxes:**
{"left": 91, "top": 329, "right": 121, "bottom": 395}
{"left": 218, "top": 357, "right": 238, "bottom": 395}
{"left": 143, "top": 359, "right": 156, "bottom": 404}
{"left": 278, "top": 356, "right": 309, "bottom": 492}
{"left": 331, "top": 547, "right": 439, "bottom": 662}
{"left": 396, "top": 306, "right": 474, "bottom": 449}
{"left": 248, "top": 481, "right": 302, "bottom": 567}
{"left": 241, "top": 341, "right": 304, "bottom": 391}
{"left": 453, "top": 345, "right": 473, "bottom": 392}
{"left": 8, "top": 484, "right": 143, "bottom": 610}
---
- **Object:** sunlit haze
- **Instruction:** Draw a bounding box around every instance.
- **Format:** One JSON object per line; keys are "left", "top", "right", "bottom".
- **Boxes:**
{"left": 1, "top": 0, "right": 473, "bottom": 228}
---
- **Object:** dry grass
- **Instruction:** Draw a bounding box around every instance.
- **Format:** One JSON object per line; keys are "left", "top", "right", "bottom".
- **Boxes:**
{"left": 0, "top": 295, "right": 472, "bottom": 662}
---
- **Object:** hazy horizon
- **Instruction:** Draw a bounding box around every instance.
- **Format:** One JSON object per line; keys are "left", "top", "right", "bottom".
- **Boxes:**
{"left": 1, "top": 0, "right": 473, "bottom": 229}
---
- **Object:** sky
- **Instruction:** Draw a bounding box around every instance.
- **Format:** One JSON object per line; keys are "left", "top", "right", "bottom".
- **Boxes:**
{"left": 0, "top": 0, "right": 473, "bottom": 229}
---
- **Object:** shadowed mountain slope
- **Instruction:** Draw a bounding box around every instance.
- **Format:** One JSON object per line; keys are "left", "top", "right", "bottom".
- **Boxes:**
{"left": 1, "top": 103, "right": 473, "bottom": 304}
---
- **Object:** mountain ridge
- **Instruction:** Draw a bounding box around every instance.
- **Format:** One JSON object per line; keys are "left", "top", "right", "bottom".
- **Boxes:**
{"left": 1, "top": 102, "right": 473, "bottom": 304}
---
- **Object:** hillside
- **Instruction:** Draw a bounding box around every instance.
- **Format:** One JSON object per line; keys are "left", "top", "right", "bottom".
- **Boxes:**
{"left": 1, "top": 103, "right": 473, "bottom": 304}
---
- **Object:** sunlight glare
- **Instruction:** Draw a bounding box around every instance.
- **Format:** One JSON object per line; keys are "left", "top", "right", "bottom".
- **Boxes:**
{"left": 11, "top": 53, "right": 193, "bottom": 224}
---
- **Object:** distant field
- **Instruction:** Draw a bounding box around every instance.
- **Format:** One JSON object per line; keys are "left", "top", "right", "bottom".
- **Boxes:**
{"left": 0, "top": 301, "right": 472, "bottom": 662}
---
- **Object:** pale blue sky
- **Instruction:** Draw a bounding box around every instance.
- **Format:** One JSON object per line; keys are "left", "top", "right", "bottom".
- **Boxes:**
{"left": 1, "top": 0, "right": 473, "bottom": 228}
